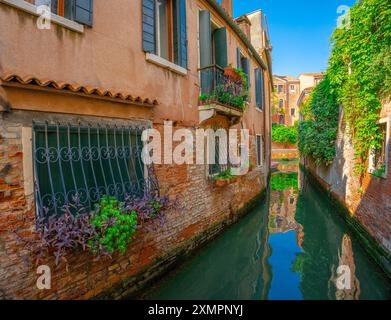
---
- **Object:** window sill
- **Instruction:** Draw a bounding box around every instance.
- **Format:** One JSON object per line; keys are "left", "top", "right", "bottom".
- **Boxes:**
{"left": 145, "top": 53, "right": 187, "bottom": 76}
{"left": 1, "top": 0, "right": 84, "bottom": 33}
{"left": 255, "top": 107, "right": 263, "bottom": 113}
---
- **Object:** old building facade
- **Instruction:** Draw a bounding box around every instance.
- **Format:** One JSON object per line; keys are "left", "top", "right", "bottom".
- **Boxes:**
{"left": 272, "top": 73, "right": 324, "bottom": 126}
{"left": 0, "top": 0, "right": 273, "bottom": 299}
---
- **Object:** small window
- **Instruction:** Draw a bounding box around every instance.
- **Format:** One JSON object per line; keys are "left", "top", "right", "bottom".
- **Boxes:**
{"left": 208, "top": 134, "right": 229, "bottom": 175}
{"left": 157, "top": 0, "right": 170, "bottom": 60}
{"left": 290, "top": 85, "right": 295, "bottom": 92}
{"left": 278, "top": 85, "right": 284, "bottom": 93}
{"left": 36, "top": 0, "right": 92, "bottom": 25}
{"left": 155, "top": 0, "right": 186, "bottom": 65}
{"left": 369, "top": 120, "right": 389, "bottom": 178}
{"left": 279, "top": 99, "right": 284, "bottom": 108}
{"left": 291, "top": 108, "right": 296, "bottom": 116}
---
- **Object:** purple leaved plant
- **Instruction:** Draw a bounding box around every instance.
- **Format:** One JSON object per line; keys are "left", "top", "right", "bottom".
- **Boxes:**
{"left": 15, "top": 193, "right": 180, "bottom": 266}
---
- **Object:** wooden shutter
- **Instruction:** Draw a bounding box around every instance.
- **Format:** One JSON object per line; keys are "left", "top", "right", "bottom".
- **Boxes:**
{"left": 213, "top": 27, "right": 228, "bottom": 68}
{"left": 173, "top": 0, "right": 187, "bottom": 68}
{"left": 237, "top": 47, "right": 241, "bottom": 69}
{"left": 179, "top": 0, "right": 187, "bottom": 68}
{"left": 199, "top": 10, "right": 212, "bottom": 68}
{"left": 74, "top": 0, "right": 93, "bottom": 26}
{"left": 142, "top": 0, "right": 156, "bottom": 53}
{"left": 260, "top": 70, "right": 265, "bottom": 110}
{"left": 242, "top": 57, "right": 250, "bottom": 88}
{"left": 255, "top": 68, "right": 261, "bottom": 109}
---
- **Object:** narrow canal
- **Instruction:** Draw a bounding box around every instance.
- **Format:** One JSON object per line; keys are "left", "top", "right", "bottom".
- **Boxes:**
{"left": 146, "top": 161, "right": 391, "bottom": 300}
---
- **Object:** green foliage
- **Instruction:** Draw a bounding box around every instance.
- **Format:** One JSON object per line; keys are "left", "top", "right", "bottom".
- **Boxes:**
{"left": 298, "top": 77, "right": 339, "bottom": 165}
{"left": 272, "top": 124, "right": 298, "bottom": 145}
{"left": 372, "top": 165, "right": 386, "bottom": 178}
{"left": 270, "top": 172, "right": 298, "bottom": 191}
{"left": 299, "top": 0, "right": 391, "bottom": 174}
{"left": 91, "top": 196, "right": 138, "bottom": 254}
{"left": 214, "top": 169, "right": 234, "bottom": 181}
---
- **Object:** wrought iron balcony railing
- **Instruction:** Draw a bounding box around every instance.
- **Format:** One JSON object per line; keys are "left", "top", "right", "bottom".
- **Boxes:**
{"left": 199, "top": 65, "right": 247, "bottom": 110}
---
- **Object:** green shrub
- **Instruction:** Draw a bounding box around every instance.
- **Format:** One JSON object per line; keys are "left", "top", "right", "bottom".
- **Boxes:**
{"left": 90, "top": 196, "right": 138, "bottom": 254}
{"left": 272, "top": 124, "right": 298, "bottom": 145}
{"left": 298, "top": 77, "right": 339, "bottom": 165}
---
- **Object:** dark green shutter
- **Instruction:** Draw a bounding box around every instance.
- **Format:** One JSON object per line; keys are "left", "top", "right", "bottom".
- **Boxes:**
{"left": 142, "top": 0, "right": 156, "bottom": 53}
{"left": 199, "top": 10, "right": 212, "bottom": 68}
{"left": 242, "top": 57, "right": 250, "bottom": 88}
{"left": 255, "top": 68, "right": 261, "bottom": 109}
{"left": 237, "top": 48, "right": 241, "bottom": 69}
{"left": 74, "top": 0, "right": 93, "bottom": 26}
{"left": 255, "top": 68, "right": 264, "bottom": 110}
{"left": 213, "top": 27, "right": 228, "bottom": 68}
{"left": 173, "top": 0, "right": 187, "bottom": 68}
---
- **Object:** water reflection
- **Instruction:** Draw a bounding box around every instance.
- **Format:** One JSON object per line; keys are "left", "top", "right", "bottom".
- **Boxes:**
{"left": 145, "top": 160, "right": 391, "bottom": 300}
{"left": 331, "top": 234, "right": 361, "bottom": 300}
{"left": 268, "top": 170, "right": 304, "bottom": 300}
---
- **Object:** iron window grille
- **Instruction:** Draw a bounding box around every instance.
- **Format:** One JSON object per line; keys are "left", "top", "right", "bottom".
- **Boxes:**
{"left": 32, "top": 122, "right": 159, "bottom": 218}
{"left": 208, "top": 135, "right": 231, "bottom": 176}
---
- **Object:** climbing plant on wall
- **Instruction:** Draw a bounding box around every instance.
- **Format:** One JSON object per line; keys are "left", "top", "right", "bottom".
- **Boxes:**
{"left": 299, "top": 0, "right": 391, "bottom": 175}
{"left": 298, "top": 77, "right": 339, "bottom": 165}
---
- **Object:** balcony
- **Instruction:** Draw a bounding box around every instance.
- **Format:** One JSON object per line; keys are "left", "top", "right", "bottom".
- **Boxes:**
{"left": 198, "top": 65, "right": 248, "bottom": 126}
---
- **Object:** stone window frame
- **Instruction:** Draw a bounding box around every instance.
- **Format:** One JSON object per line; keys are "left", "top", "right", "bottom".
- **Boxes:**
{"left": 368, "top": 115, "right": 390, "bottom": 179}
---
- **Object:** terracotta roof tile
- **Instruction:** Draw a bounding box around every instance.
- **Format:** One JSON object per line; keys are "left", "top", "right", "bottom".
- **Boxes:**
{"left": 1, "top": 73, "right": 158, "bottom": 107}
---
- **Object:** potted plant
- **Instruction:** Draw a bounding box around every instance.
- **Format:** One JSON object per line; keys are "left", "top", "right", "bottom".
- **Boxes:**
{"left": 224, "top": 66, "right": 242, "bottom": 83}
{"left": 213, "top": 169, "right": 234, "bottom": 187}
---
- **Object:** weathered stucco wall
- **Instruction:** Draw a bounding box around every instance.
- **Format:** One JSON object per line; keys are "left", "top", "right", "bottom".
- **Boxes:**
{"left": 0, "top": 0, "right": 272, "bottom": 299}
{"left": 302, "top": 104, "right": 391, "bottom": 257}
{"left": 0, "top": 0, "right": 270, "bottom": 136}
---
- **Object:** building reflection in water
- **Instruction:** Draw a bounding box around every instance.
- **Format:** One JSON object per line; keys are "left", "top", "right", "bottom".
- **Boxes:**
{"left": 267, "top": 161, "right": 305, "bottom": 300}
{"left": 330, "top": 234, "right": 361, "bottom": 300}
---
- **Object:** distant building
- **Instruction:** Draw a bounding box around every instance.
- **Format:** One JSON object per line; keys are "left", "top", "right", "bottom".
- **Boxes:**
{"left": 272, "top": 72, "right": 325, "bottom": 126}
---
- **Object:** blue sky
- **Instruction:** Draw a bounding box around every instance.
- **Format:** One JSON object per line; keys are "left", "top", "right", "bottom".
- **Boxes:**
{"left": 233, "top": 0, "right": 356, "bottom": 77}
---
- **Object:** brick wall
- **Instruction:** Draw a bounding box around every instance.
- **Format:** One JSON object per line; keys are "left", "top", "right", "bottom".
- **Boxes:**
{"left": 302, "top": 104, "right": 391, "bottom": 256}
{"left": 0, "top": 112, "right": 268, "bottom": 299}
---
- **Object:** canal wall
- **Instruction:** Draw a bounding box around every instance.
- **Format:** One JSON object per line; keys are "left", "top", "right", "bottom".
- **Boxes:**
{"left": 272, "top": 142, "right": 298, "bottom": 160}
{"left": 301, "top": 103, "right": 391, "bottom": 276}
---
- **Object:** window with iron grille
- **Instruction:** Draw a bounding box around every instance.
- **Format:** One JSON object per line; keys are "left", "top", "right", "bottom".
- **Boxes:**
{"left": 208, "top": 135, "right": 230, "bottom": 175}
{"left": 33, "top": 123, "right": 159, "bottom": 218}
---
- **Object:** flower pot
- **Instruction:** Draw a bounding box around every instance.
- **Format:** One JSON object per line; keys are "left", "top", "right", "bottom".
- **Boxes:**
{"left": 215, "top": 179, "right": 230, "bottom": 187}
{"left": 224, "top": 68, "right": 242, "bottom": 83}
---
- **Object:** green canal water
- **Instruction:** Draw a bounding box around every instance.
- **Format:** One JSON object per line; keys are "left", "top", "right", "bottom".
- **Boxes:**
{"left": 147, "top": 165, "right": 391, "bottom": 300}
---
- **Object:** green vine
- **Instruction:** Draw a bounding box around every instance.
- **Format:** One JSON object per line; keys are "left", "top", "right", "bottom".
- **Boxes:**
{"left": 299, "top": 0, "right": 391, "bottom": 175}
{"left": 298, "top": 77, "right": 339, "bottom": 165}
